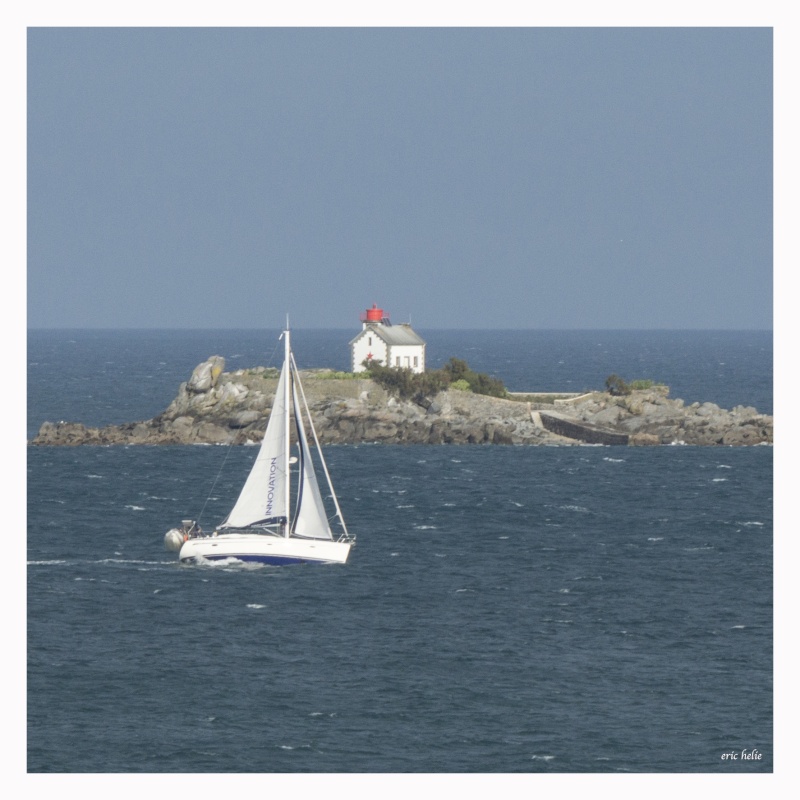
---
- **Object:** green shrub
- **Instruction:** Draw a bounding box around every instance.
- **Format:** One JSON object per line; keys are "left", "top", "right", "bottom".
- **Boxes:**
{"left": 247, "top": 367, "right": 280, "bottom": 378}
{"left": 362, "top": 360, "right": 416, "bottom": 399}
{"left": 364, "top": 357, "right": 506, "bottom": 404}
{"left": 441, "top": 357, "right": 470, "bottom": 382}
{"left": 605, "top": 374, "right": 631, "bottom": 396}
{"left": 315, "top": 370, "right": 359, "bottom": 380}
{"left": 441, "top": 357, "right": 507, "bottom": 398}
{"left": 605, "top": 376, "right": 660, "bottom": 395}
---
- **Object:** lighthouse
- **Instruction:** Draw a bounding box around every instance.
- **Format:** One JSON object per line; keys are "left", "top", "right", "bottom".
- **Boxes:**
{"left": 349, "top": 304, "right": 426, "bottom": 374}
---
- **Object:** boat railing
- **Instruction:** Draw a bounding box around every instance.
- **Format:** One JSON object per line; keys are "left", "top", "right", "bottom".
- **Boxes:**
{"left": 337, "top": 532, "right": 357, "bottom": 545}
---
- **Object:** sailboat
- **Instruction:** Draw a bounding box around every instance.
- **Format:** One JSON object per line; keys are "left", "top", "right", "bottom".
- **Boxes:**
{"left": 164, "top": 325, "right": 355, "bottom": 565}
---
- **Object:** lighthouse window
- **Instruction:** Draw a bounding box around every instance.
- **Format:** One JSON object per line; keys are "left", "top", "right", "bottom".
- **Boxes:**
{"left": 396, "top": 356, "right": 401, "bottom": 367}
{"left": 414, "top": 357, "right": 418, "bottom": 367}
{"left": 368, "top": 336, "right": 372, "bottom": 346}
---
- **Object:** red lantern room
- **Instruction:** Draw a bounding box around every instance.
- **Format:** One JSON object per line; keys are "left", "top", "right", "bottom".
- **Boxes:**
{"left": 366, "top": 304, "right": 384, "bottom": 322}
{"left": 360, "top": 304, "right": 390, "bottom": 327}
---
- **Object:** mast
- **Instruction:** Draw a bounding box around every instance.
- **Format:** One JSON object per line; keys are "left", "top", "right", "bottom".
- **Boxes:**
{"left": 283, "top": 321, "right": 291, "bottom": 538}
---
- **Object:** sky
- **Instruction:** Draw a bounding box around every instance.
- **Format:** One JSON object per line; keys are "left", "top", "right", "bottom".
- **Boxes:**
{"left": 25, "top": 24, "right": 773, "bottom": 330}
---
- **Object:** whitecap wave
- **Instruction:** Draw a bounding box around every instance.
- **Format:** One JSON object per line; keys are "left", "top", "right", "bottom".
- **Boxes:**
{"left": 191, "top": 556, "right": 267, "bottom": 569}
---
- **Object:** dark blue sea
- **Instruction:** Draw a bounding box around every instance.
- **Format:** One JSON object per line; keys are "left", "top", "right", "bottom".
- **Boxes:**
{"left": 26, "top": 329, "right": 773, "bottom": 775}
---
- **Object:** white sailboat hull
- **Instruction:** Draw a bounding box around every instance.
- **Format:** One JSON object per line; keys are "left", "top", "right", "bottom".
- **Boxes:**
{"left": 179, "top": 533, "right": 352, "bottom": 565}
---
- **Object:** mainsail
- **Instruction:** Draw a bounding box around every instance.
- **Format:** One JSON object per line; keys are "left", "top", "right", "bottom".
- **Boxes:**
{"left": 219, "top": 359, "right": 289, "bottom": 529}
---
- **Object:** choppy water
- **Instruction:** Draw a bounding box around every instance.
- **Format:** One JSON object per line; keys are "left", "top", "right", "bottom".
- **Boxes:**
{"left": 27, "top": 330, "right": 772, "bottom": 773}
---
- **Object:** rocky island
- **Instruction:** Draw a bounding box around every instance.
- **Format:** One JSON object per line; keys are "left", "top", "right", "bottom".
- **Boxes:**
{"left": 31, "top": 356, "right": 773, "bottom": 447}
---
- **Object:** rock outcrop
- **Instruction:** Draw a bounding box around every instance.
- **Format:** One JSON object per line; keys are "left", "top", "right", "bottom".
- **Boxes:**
{"left": 186, "top": 355, "right": 225, "bottom": 393}
{"left": 31, "top": 358, "right": 773, "bottom": 447}
{"left": 553, "top": 385, "right": 773, "bottom": 446}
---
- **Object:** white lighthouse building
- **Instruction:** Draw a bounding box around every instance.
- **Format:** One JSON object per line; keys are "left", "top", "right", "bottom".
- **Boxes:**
{"left": 350, "top": 305, "right": 426, "bottom": 374}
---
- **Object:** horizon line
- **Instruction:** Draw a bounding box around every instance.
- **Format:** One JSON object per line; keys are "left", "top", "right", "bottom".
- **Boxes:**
{"left": 26, "top": 325, "right": 774, "bottom": 333}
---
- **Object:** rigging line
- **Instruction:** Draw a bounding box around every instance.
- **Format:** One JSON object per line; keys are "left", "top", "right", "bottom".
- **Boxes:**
{"left": 265, "top": 336, "right": 281, "bottom": 370}
{"left": 194, "top": 328, "right": 285, "bottom": 528}
{"left": 196, "top": 426, "right": 241, "bottom": 527}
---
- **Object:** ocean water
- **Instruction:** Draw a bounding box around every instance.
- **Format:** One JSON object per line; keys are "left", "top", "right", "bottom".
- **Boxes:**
{"left": 26, "top": 329, "right": 773, "bottom": 773}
